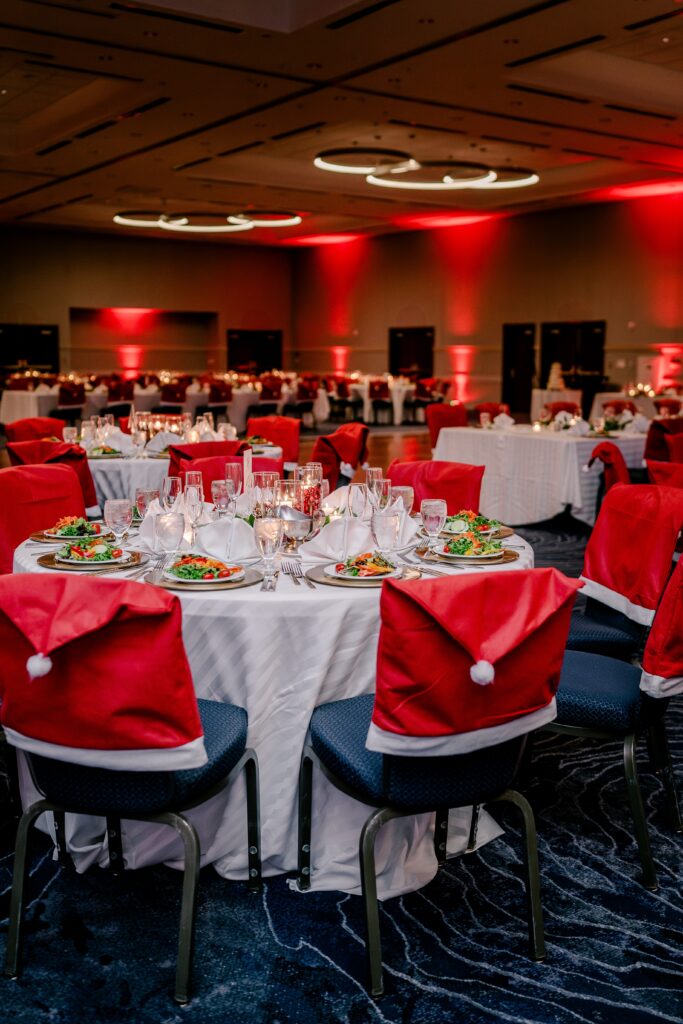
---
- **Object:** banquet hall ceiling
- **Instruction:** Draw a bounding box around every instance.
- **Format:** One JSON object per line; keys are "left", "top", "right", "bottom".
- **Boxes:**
{"left": 1, "top": 0, "right": 683, "bottom": 244}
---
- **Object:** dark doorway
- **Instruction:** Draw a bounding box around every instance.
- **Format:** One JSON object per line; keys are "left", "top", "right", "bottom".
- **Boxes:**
{"left": 540, "top": 321, "right": 606, "bottom": 387}
{"left": 389, "top": 326, "right": 434, "bottom": 379}
{"left": 227, "top": 329, "right": 283, "bottom": 374}
{"left": 0, "top": 323, "right": 60, "bottom": 373}
{"left": 502, "top": 323, "right": 535, "bottom": 415}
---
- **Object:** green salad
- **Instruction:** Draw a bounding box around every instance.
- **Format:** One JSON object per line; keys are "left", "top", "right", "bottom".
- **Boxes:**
{"left": 444, "top": 509, "right": 501, "bottom": 534}
{"left": 47, "top": 516, "right": 105, "bottom": 538}
{"left": 443, "top": 532, "right": 502, "bottom": 557}
{"left": 57, "top": 539, "right": 124, "bottom": 562}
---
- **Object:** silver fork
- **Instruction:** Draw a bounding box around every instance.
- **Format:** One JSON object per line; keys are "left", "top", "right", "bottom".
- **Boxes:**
{"left": 289, "top": 560, "right": 316, "bottom": 589}
{"left": 281, "top": 558, "right": 302, "bottom": 586}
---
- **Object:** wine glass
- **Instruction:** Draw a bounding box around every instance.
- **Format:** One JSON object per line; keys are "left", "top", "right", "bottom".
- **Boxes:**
{"left": 371, "top": 510, "right": 400, "bottom": 561}
{"left": 185, "top": 470, "right": 204, "bottom": 498}
{"left": 391, "top": 485, "right": 414, "bottom": 515}
{"left": 224, "top": 463, "right": 243, "bottom": 500}
{"left": 134, "top": 488, "right": 159, "bottom": 519}
{"left": 365, "top": 466, "right": 383, "bottom": 487}
{"left": 252, "top": 471, "right": 279, "bottom": 518}
{"left": 420, "top": 498, "right": 447, "bottom": 554}
{"left": 162, "top": 476, "right": 182, "bottom": 512}
{"left": 479, "top": 412, "right": 491, "bottom": 428}
{"left": 277, "top": 481, "right": 309, "bottom": 549}
{"left": 368, "top": 478, "right": 392, "bottom": 511}
{"left": 63, "top": 426, "right": 78, "bottom": 445}
{"left": 346, "top": 483, "right": 366, "bottom": 519}
{"left": 254, "top": 517, "right": 284, "bottom": 581}
{"left": 211, "top": 479, "right": 231, "bottom": 517}
{"left": 104, "top": 499, "right": 133, "bottom": 546}
{"left": 184, "top": 484, "right": 203, "bottom": 547}
{"left": 104, "top": 414, "right": 115, "bottom": 430}
{"left": 154, "top": 512, "right": 184, "bottom": 567}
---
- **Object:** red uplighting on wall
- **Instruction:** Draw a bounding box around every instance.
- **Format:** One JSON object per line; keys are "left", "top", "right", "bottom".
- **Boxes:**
{"left": 331, "top": 345, "right": 350, "bottom": 373}
{"left": 657, "top": 344, "right": 683, "bottom": 390}
{"left": 431, "top": 217, "right": 505, "bottom": 337}
{"left": 116, "top": 344, "right": 143, "bottom": 379}
{"left": 285, "top": 233, "right": 363, "bottom": 246}
{"left": 394, "top": 213, "right": 498, "bottom": 231}
{"left": 598, "top": 181, "right": 683, "bottom": 202}
{"left": 102, "top": 307, "right": 158, "bottom": 333}
{"left": 447, "top": 345, "right": 476, "bottom": 402}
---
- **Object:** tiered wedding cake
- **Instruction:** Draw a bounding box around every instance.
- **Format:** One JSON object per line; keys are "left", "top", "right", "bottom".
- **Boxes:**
{"left": 547, "top": 362, "right": 565, "bottom": 390}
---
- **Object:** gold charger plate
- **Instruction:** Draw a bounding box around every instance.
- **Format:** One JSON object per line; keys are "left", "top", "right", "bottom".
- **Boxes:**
{"left": 30, "top": 527, "right": 114, "bottom": 544}
{"left": 88, "top": 453, "right": 124, "bottom": 459}
{"left": 37, "top": 551, "right": 147, "bottom": 573}
{"left": 153, "top": 567, "right": 263, "bottom": 592}
{"left": 491, "top": 526, "right": 514, "bottom": 540}
{"left": 305, "top": 564, "right": 421, "bottom": 588}
{"left": 416, "top": 548, "right": 519, "bottom": 567}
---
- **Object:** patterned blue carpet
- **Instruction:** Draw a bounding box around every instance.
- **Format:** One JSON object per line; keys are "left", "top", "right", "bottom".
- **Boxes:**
{"left": 1, "top": 515, "right": 681, "bottom": 1024}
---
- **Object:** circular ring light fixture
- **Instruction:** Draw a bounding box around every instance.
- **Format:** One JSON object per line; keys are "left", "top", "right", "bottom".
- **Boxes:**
{"left": 314, "top": 147, "right": 415, "bottom": 175}
{"left": 158, "top": 212, "right": 254, "bottom": 234}
{"left": 456, "top": 166, "right": 539, "bottom": 189}
{"left": 367, "top": 160, "right": 495, "bottom": 190}
{"left": 113, "top": 210, "right": 188, "bottom": 228}
{"left": 228, "top": 210, "right": 302, "bottom": 227}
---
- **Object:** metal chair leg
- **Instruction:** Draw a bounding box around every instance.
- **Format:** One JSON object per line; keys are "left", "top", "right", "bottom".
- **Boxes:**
{"left": 5, "top": 799, "right": 53, "bottom": 979}
{"left": 647, "top": 720, "right": 682, "bottom": 833}
{"left": 494, "top": 790, "right": 546, "bottom": 962}
{"left": 162, "top": 812, "right": 200, "bottom": 1006}
{"left": 297, "top": 749, "right": 314, "bottom": 891}
{"left": 53, "top": 810, "right": 73, "bottom": 870}
{"left": 623, "top": 734, "right": 658, "bottom": 891}
{"left": 106, "top": 817, "right": 124, "bottom": 876}
{"left": 434, "top": 809, "right": 449, "bottom": 864}
{"left": 466, "top": 804, "right": 480, "bottom": 853}
{"left": 243, "top": 751, "right": 262, "bottom": 892}
{"left": 359, "top": 806, "right": 401, "bottom": 998}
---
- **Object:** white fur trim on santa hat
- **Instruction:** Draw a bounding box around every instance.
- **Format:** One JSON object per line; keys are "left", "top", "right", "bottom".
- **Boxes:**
{"left": 579, "top": 576, "right": 654, "bottom": 626}
{"left": 3, "top": 728, "right": 208, "bottom": 771}
{"left": 26, "top": 653, "right": 53, "bottom": 679}
{"left": 640, "top": 670, "right": 683, "bottom": 698}
{"left": 470, "top": 660, "right": 495, "bottom": 685}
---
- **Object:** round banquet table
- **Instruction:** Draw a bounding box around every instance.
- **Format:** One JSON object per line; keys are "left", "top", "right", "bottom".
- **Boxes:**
{"left": 13, "top": 531, "right": 534, "bottom": 899}
{"left": 87, "top": 455, "right": 170, "bottom": 505}
{"left": 0, "top": 388, "right": 59, "bottom": 423}
{"left": 433, "top": 425, "right": 647, "bottom": 526}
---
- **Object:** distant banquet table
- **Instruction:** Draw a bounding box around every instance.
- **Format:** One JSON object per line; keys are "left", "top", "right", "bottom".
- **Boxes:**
{"left": 433, "top": 425, "right": 647, "bottom": 526}
{"left": 0, "top": 389, "right": 59, "bottom": 423}
{"left": 88, "top": 454, "right": 169, "bottom": 505}
{"left": 530, "top": 388, "right": 582, "bottom": 421}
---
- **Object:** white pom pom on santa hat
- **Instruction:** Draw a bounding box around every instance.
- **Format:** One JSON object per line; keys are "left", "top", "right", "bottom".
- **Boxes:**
{"left": 470, "top": 659, "right": 495, "bottom": 685}
{"left": 26, "top": 653, "right": 53, "bottom": 679}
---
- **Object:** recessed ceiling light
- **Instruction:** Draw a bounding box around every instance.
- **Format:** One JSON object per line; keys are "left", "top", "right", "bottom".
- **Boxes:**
{"left": 314, "top": 147, "right": 414, "bottom": 174}
{"left": 159, "top": 213, "right": 254, "bottom": 233}
{"left": 368, "top": 161, "right": 494, "bottom": 190}
{"left": 228, "top": 211, "right": 302, "bottom": 227}
{"left": 113, "top": 210, "right": 186, "bottom": 228}
{"left": 460, "top": 167, "right": 540, "bottom": 189}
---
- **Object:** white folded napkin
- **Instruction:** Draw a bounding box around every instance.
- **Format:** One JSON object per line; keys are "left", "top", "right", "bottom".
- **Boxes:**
{"left": 197, "top": 517, "right": 259, "bottom": 562}
{"left": 553, "top": 410, "right": 573, "bottom": 428}
{"left": 186, "top": 382, "right": 201, "bottom": 393}
{"left": 567, "top": 417, "right": 590, "bottom": 436}
{"left": 145, "top": 430, "right": 179, "bottom": 453}
{"left": 102, "top": 428, "right": 137, "bottom": 455}
{"left": 619, "top": 409, "right": 634, "bottom": 424}
{"left": 624, "top": 412, "right": 650, "bottom": 434}
{"left": 323, "top": 485, "right": 349, "bottom": 512}
{"left": 299, "top": 518, "right": 373, "bottom": 563}
{"left": 34, "top": 383, "right": 52, "bottom": 393}
{"left": 493, "top": 412, "right": 515, "bottom": 429}
{"left": 94, "top": 384, "right": 108, "bottom": 393}
{"left": 137, "top": 497, "right": 213, "bottom": 552}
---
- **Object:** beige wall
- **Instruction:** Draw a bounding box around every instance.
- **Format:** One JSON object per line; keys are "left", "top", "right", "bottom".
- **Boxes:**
{"left": 291, "top": 198, "right": 683, "bottom": 400}
{"left": 0, "top": 228, "right": 292, "bottom": 374}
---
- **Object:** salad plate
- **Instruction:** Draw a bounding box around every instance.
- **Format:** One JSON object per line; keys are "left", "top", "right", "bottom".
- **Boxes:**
{"left": 38, "top": 549, "right": 145, "bottom": 572}
{"left": 155, "top": 567, "right": 263, "bottom": 592}
{"left": 326, "top": 551, "right": 399, "bottom": 581}
{"left": 55, "top": 539, "right": 132, "bottom": 566}
{"left": 88, "top": 446, "right": 123, "bottom": 458}
{"left": 42, "top": 516, "right": 113, "bottom": 541}
{"left": 164, "top": 554, "right": 245, "bottom": 583}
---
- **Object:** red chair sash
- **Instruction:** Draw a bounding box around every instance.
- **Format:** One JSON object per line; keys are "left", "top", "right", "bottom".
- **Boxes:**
{"left": 0, "top": 576, "right": 205, "bottom": 770}
{"left": 4, "top": 417, "right": 65, "bottom": 443}
{"left": 587, "top": 441, "right": 630, "bottom": 493}
{"left": 246, "top": 415, "right": 300, "bottom": 465}
{"left": 7, "top": 440, "right": 97, "bottom": 508}
{"left": 386, "top": 459, "right": 484, "bottom": 516}
{"left": 209, "top": 381, "right": 232, "bottom": 403}
{"left": 368, "top": 568, "right": 581, "bottom": 755}
{"left": 545, "top": 401, "right": 581, "bottom": 418}
{"left": 107, "top": 381, "right": 134, "bottom": 401}
{"left": 369, "top": 381, "right": 389, "bottom": 400}
{"left": 425, "top": 403, "right": 467, "bottom": 447}
{"left": 0, "top": 464, "right": 85, "bottom": 573}
{"left": 473, "top": 402, "right": 509, "bottom": 418}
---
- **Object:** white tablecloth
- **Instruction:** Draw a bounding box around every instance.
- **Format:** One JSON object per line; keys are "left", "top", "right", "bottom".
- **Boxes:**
{"left": 530, "top": 389, "right": 582, "bottom": 421}
{"left": 434, "top": 425, "right": 647, "bottom": 526}
{"left": 349, "top": 381, "right": 416, "bottom": 423}
{"left": 589, "top": 391, "right": 657, "bottom": 423}
{"left": 13, "top": 532, "right": 533, "bottom": 898}
{"left": 0, "top": 389, "right": 58, "bottom": 423}
{"left": 88, "top": 456, "right": 169, "bottom": 504}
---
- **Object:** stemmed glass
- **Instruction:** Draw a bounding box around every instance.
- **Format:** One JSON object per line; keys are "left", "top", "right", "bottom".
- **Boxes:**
{"left": 104, "top": 499, "right": 133, "bottom": 548}
{"left": 254, "top": 517, "right": 284, "bottom": 582}
{"left": 162, "top": 476, "right": 182, "bottom": 512}
{"left": 391, "top": 485, "right": 414, "bottom": 515}
{"left": 367, "top": 478, "right": 392, "bottom": 511}
{"left": 154, "top": 512, "right": 185, "bottom": 571}
{"left": 225, "top": 463, "right": 243, "bottom": 502}
{"left": 211, "top": 480, "right": 231, "bottom": 517}
{"left": 63, "top": 426, "right": 78, "bottom": 445}
{"left": 420, "top": 498, "right": 447, "bottom": 555}
{"left": 346, "top": 483, "right": 367, "bottom": 519}
{"left": 371, "top": 510, "right": 401, "bottom": 562}
{"left": 252, "top": 471, "right": 279, "bottom": 518}
{"left": 184, "top": 484, "right": 203, "bottom": 548}
{"left": 185, "top": 471, "right": 204, "bottom": 499}
{"left": 277, "top": 480, "right": 309, "bottom": 550}
{"left": 134, "top": 488, "right": 159, "bottom": 519}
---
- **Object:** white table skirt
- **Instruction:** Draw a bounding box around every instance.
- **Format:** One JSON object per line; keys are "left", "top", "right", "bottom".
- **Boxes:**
{"left": 88, "top": 456, "right": 170, "bottom": 504}
{"left": 530, "top": 389, "right": 582, "bottom": 422}
{"left": 349, "top": 382, "right": 415, "bottom": 424}
{"left": 13, "top": 532, "right": 534, "bottom": 898}
{"left": 0, "top": 390, "right": 58, "bottom": 423}
{"left": 589, "top": 391, "right": 657, "bottom": 423}
{"left": 434, "top": 425, "right": 647, "bottom": 526}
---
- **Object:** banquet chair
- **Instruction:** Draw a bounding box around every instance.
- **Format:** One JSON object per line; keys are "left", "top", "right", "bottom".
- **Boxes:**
{"left": 603, "top": 399, "right": 637, "bottom": 415}
{"left": 654, "top": 398, "right": 681, "bottom": 416}
{"left": 152, "top": 382, "right": 187, "bottom": 414}
{"left": 585, "top": 441, "right": 647, "bottom": 517}
{"left": 545, "top": 401, "right": 581, "bottom": 418}
{"left": 246, "top": 414, "right": 300, "bottom": 470}
{"left": 0, "top": 464, "right": 85, "bottom": 573}
{"left": 4, "top": 417, "right": 65, "bottom": 443}
{"left": 195, "top": 380, "right": 233, "bottom": 424}
{"left": 647, "top": 460, "right": 683, "bottom": 487}
{"left": 311, "top": 423, "right": 369, "bottom": 489}
{"left": 168, "top": 440, "right": 248, "bottom": 480}
{"left": 402, "top": 379, "right": 442, "bottom": 423}
{"left": 283, "top": 382, "right": 317, "bottom": 425}
{"left": 328, "top": 380, "right": 364, "bottom": 423}
{"left": 566, "top": 484, "right": 683, "bottom": 661}
{"left": 0, "top": 575, "right": 261, "bottom": 1006}
{"left": 665, "top": 433, "right": 683, "bottom": 463}
{"left": 103, "top": 379, "right": 134, "bottom": 421}
{"left": 386, "top": 459, "right": 484, "bottom": 515}
{"left": 544, "top": 554, "right": 683, "bottom": 890}
{"left": 298, "top": 568, "right": 581, "bottom": 996}
{"left": 50, "top": 383, "right": 86, "bottom": 427}
{"left": 174, "top": 455, "right": 285, "bottom": 494}
{"left": 369, "top": 380, "right": 392, "bottom": 424}
{"left": 425, "top": 402, "right": 467, "bottom": 448}
{"left": 644, "top": 417, "right": 683, "bottom": 461}
{"left": 7, "top": 439, "right": 98, "bottom": 511}
{"left": 471, "top": 402, "right": 510, "bottom": 424}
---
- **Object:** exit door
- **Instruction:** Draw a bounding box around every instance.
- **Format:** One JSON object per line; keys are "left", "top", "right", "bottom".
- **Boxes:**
{"left": 388, "top": 326, "right": 434, "bottom": 378}
{"left": 502, "top": 323, "right": 535, "bottom": 415}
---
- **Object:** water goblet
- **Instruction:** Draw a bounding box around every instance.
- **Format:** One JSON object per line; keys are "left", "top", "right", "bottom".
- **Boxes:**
{"left": 224, "top": 463, "right": 243, "bottom": 500}
{"left": 104, "top": 499, "right": 133, "bottom": 546}
{"left": 184, "top": 484, "right": 203, "bottom": 547}
{"left": 420, "top": 498, "right": 447, "bottom": 555}
{"left": 371, "top": 510, "right": 400, "bottom": 562}
{"left": 135, "top": 488, "right": 159, "bottom": 519}
{"left": 211, "top": 480, "right": 231, "bottom": 517}
{"left": 63, "top": 426, "right": 78, "bottom": 445}
{"left": 254, "top": 516, "right": 284, "bottom": 581}
{"left": 162, "top": 476, "right": 182, "bottom": 512}
{"left": 154, "top": 512, "right": 184, "bottom": 568}
{"left": 391, "top": 485, "right": 414, "bottom": 515}
{"left": 185, "top": 471, "right": 204, "bottom": 500}
{"left": 252, "top": 471, "right": 279, "bottom": 518}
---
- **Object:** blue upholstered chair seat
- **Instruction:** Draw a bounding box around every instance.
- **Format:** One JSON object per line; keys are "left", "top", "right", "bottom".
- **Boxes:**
{"left": 556, "top": 650, "right": 643, "bottom": 734}
{"left": 30, "top": 699, "right": 248, "bottom": 817}
{"left": 566, "top": 602, "right": 643, "bottom": 661}
{"left": 310, "top": 694, "right": 524, "bottom": 812}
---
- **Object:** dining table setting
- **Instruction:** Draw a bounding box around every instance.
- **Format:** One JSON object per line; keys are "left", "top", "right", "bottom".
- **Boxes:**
{"left": 13, "top": 462, "right": 534, "bottom": 899}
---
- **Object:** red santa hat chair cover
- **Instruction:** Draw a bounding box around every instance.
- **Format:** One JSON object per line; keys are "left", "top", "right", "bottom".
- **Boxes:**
{"left": 246, "top": 414, "right": 300, "bottom": 468}
{"left": 665, "top": 432, "right": 683, "bottom": 463}
{"left": 366, "top": 568, "right": 582, "bottom": 756}
{"left": 7, "top": 439, "right": 98, "bottom": 509}
{"left": 311, "top": 423, "right": 369, "bottom": 488}
{"left": 647, "top": 460, "right": 683, "bottom": 488}
{"left": 386, "top": 459, "right": 484, "bottom": 516}
{"left": 425, "top": 402, "right": 467, "bottom": 448}
{"left": 579, "top": 484, "right": 683, "bottom": 626}
{"left": 4, "top": 417, "right": 65, "bottom": 443}
{"left": 545, "top": 401, "right": 581, "bottom": 418}
{"left": 643, "top": 417, "right": 683, "bottom": 462}
{"left": 586, "top": 441, "right": 631, "bottom": 493}
{"left": 0, "top": 465, "right": 85, "bottom": 574}
{"left": 167, "top": 440, "right": 248, "bottom": 479}
{"left": 0, "top": 575, "right": 206, "bottom": 770}
{"left": 640, "top": 556, "right": 683, "bottom": 698}
{"left": 173, "top": 455, "right": 284, "bottom": 493}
